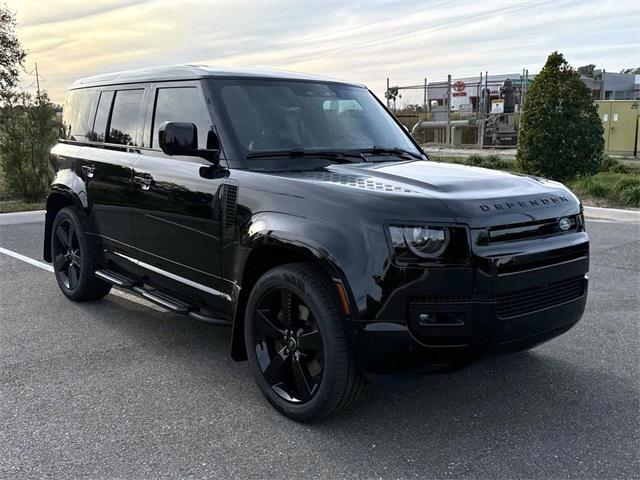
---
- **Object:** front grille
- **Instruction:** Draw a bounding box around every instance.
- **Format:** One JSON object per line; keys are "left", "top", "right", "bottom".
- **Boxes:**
{"left": 488, "top": 215, "right": 580, "bottom": 244}
{"left": 496, "top": 276, "right": 586, "bottom": 318}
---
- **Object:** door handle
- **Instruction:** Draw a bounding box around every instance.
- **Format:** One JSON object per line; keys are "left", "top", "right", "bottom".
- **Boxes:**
{"left": 81, "top": 165, "right": 96, "bottom": 178}
{"left": 134, "top": 174, "right": 153, "bottom": 191}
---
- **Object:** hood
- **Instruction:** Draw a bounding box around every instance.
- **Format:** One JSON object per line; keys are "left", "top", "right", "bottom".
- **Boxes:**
{"left": 294, "top": 160, "right": 581, "bottom": 227}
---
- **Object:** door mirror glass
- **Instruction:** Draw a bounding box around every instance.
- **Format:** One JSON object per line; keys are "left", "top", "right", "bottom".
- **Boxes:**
{"left": 158, "top": 121, "right": 197, "bottom": 155}
{"left": 158, "top": 121, "right": 220, "bottom": 163}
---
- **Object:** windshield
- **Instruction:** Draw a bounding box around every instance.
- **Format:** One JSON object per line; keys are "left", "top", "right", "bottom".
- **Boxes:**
{"left": 209, "top": 79, "right": 420, "bottom": 160}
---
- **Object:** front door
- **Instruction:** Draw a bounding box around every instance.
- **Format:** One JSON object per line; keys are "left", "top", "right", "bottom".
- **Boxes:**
{"left": 131, "top": 82, "right": 232, "bottom": 315}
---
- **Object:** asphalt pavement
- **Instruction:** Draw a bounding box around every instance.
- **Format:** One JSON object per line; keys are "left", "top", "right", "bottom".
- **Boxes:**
{"left": 0, "top": 215, "right": 638, "bottom": 479}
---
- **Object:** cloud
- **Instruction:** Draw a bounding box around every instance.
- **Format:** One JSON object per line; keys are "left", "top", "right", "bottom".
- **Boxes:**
{"left": 6, "top": 0, "right": 639, "bottom": 105}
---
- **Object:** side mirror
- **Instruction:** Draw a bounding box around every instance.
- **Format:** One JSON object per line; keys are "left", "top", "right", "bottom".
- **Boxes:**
{"left": 158, "top": 122, "right": 220, "bottom": 163}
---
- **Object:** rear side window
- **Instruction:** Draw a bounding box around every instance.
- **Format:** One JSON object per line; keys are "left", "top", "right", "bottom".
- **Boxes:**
{"left": 151, "top": 87, "right": 210, "bottom": 149}
{"left": 108, "top": 89, "right": 144, "bottom": 146}
{"left": 62, "top": 89, "right": 95, "bottom": 141}
{"left": 88, "top": 90, "right": 114, "bottom": 142}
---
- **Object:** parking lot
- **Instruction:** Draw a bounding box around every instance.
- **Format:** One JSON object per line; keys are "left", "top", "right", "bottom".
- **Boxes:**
{"left": 0, "top": 213, "right": 638, "bottom": 479}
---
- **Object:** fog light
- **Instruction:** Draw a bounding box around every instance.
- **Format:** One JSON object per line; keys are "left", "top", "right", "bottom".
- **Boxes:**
{"left": 418, "top": 313, "right": 437, "bottom": 326}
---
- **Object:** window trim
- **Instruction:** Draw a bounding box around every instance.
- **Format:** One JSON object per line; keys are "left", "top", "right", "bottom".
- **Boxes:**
{"left": 147, "top": 80, "right": 213, "bottom": 152}
{"left": 106, "top": 87, "right": 146, "bottom": 147}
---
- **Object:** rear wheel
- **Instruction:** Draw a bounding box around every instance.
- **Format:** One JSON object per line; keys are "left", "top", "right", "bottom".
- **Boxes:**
{"left": 51, "top": 206, "right": 111, "bottom": 301}
{"left": 245, "top": 263, "right": 366, "bottom": 421}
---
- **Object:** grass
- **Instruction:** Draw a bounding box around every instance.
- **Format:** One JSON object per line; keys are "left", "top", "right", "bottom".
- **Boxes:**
{"left": 568, "top": 172, "right": 640, "bottom": 208}
{"left": 0, "top": 200, "right": 46, "bottom": 213}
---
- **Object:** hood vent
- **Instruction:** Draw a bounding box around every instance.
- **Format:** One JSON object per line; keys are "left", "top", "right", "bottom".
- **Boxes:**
{"left": 295, "top": 171, "right": 421, "bottom": 194}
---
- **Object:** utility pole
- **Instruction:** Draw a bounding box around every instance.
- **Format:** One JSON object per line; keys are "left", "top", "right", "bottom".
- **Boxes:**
{"left": 478, "top": 71, "right": 483, "bottom": 147}
{"left": 446, "top": 74, "right": 451, "bottom": 147}
{"left": 34, "top": 63, "right": 41, "bottom": 99}
{"left": 601, "top": 69, "right": 606, "bottom": 100}
{"left": 386, "top": 77, "right": 390, "bottom": 108}
{"left": 27, "top": 63, "right": 45, "bottom": 104}
{"left": 480, "top": 70, "right": 488, "bottom": 149}
{"left": 423, "top": 77, "right": 427, "bottom": 114}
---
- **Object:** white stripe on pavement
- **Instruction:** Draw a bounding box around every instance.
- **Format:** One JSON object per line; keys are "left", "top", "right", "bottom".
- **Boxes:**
{"left": 0, "top": 246, "right": 53, "bottom": 272}
{"left": 0, "top": 246, "right": 166, "bottom": 312}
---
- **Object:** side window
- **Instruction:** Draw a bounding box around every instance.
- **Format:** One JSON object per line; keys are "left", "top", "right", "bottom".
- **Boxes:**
{"left": 152, "top": 87, "right": 210, "bottom": 150}
{"left": 108, "top": 89, "right": 144, "bottom": 146}
{"left": 88, "top": 90, "right": 114, "bottom": 142}
{"left": 61, "top": 89, "right": 95, "bottom": 141}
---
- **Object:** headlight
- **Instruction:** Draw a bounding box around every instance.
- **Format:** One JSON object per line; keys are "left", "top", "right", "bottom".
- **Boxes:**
{"left": 389, "top": 225, "right": 450, "bottom": 259}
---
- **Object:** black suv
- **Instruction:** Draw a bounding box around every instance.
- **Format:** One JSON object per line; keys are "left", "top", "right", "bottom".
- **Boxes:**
{"left": 46, "top": 65, "right": 589, "bottom": 421}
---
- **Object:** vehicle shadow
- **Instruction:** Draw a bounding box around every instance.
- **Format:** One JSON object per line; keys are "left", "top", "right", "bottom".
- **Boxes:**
{"left": 84, "top": 294, "right": 636, "bottom": 477}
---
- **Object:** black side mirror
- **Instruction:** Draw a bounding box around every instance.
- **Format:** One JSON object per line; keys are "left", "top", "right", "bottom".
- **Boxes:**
{"left": 158, "top": 122, "right": 220, "bottom": 163}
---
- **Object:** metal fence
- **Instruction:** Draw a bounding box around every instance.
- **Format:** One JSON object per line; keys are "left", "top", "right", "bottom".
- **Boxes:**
{"left": 386, "top": 70, "right": 531, "bottom": 149}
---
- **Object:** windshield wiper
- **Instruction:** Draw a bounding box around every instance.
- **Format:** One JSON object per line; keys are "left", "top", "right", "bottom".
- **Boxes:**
{"left": 357, "top": 147, "right": 424, "bottom": 160}
{"left": 246, "top": 149, "right": 365, "bottom": 163}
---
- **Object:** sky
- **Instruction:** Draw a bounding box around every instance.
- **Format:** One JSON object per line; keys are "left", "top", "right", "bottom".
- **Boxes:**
{"left": 6, "top": 0, "right": 640, "bottom": 106}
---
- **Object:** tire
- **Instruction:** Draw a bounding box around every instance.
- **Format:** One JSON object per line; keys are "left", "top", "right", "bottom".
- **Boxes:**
{"left": 51, "top": 206, "right": 111, "bottom": 302}
{"left": 244, "top": 262, "right": 366, "bottom": 422}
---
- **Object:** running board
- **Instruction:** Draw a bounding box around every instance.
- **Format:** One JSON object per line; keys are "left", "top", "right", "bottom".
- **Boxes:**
{"left": 95, "top": 270, "right": 232, "bottom": 327}
{"left": 132, "top": 286, "right": 190, "bottom": 314}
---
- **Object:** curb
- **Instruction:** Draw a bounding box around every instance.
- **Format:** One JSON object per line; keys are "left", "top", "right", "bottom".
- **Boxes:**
{"left": 583, "top": 206, "right": 640, "bottom": 224}
{"left": 0, "top": 210, "right": 45, "bottom": 225}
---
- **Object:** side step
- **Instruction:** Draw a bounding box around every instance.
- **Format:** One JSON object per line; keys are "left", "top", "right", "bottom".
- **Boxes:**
{"left": 95, "top": 270, "right": 231, "bottom": 327}
{"left": 95, "top": 269, "right": 138, "bottom": 288}
{"left": 132, "top": 286, "right": 190, "bottom": 314}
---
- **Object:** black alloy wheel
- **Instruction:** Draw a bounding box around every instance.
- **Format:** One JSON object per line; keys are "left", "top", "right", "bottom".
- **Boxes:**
{"left": 253, "top": 287, "right": 323, "bottom": 403}
{"left": 53, "top": 217, "right": 82, "bottom": 290}
{"left": 245, "top": 263, "right": 366, "bottom": 421}
{"left": 51, "top": 206, "right": 111, "bottom": 301}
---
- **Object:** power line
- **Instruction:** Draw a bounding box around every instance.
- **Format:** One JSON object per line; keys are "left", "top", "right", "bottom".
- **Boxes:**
{"left": 264, "top": 0, "right": 561, "bottom": 66}
{"left": 208, "top": 0, "right": 458, "bottom": 62}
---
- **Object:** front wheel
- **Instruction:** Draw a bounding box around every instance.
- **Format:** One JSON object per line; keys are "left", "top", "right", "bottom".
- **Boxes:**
{"left": 51, "top": 206, "right": 111, "bottom": 301}
{"left": 244, "top": 263, "right": 366, "bottom": 422}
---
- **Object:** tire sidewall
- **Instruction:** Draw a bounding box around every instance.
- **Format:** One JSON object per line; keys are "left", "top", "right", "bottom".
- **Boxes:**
{"left": 51, "top": 207, "right": 97, "bottom": 301}
{"left": 244, "top": 266, "right": 345, "bottom": 421}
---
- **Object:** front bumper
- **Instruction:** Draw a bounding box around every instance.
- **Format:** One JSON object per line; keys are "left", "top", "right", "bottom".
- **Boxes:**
{"left": 347, "top": 232, "right": 590, "bottom": 375}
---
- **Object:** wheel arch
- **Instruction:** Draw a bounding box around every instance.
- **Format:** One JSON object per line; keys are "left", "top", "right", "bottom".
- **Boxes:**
{"left": 43, "top": 188, "right": 84, "bottom": 262}
{"left": 230, "top": 236, "right": 353, "bottom": 361}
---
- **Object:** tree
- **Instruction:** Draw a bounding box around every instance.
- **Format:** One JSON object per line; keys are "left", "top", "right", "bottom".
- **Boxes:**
{"left": 0, "top": 91, "right": 60, "bottom": 202}
{"left": 385, "top": 86, "right": 401, "bottom": 111}
{"left": 0, "top": 5, "right": 26, "bottom": 92}
{"left": 517, "top": 52, "right": 604, "bottom": 181}
{"left": 620, "top": 67, "right": 640, "bottom": 74}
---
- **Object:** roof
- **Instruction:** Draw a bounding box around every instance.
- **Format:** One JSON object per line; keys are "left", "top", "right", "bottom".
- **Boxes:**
{"left": 69, "top": 64, "right": 364, "bottom": 89}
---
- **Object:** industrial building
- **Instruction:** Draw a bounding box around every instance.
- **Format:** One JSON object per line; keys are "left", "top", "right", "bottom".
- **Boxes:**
{"left": 396, "top": 70, "right": 640, "bottom": 155}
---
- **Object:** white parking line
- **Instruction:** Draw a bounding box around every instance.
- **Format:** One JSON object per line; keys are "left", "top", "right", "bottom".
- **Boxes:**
{"left": 0, "top": 246, "right": 166, "bottom": 312}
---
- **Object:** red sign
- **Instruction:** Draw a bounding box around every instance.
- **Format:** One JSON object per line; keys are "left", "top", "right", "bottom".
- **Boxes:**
{"left": 453, "top": 81, "right": 465, "bottom": 92}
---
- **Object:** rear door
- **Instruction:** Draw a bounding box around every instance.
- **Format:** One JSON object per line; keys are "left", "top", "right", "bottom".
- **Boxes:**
{"left": 131, "top": 81, "right": 232, "bottom": 314}
{"left": 75, "top": 86, "right": 147, "bottom": 274}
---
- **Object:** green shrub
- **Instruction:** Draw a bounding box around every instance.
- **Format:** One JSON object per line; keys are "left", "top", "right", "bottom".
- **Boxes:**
{"left": 467, "top": 154, "right": 484, "bottom": 166}
{"left": 619, "top": 185, "right": 640, "bottom": 208}
{"left": 0, "top": 91, "right": 59, "bottom": 202}
{"left": 482, "top": 155, "right": 511, "bottom": 170}
{"left": 614, "top": 176, "right": 640, "bottom": 194}
{"left": 572, "top": 176, "right": 612, "bottom": 198}
{"left": 612, "top": 163, "right": 630, "bottom": 174}
{"left": 599, "top": 156, "right": 618, "bottom": 172}
{"left": 517, "top": 52, "right": 604, "bottom": 181}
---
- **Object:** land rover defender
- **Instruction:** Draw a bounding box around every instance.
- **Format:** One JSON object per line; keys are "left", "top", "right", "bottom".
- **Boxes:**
{"left": 46, "top": 65, "right": 589, "bottom": 421}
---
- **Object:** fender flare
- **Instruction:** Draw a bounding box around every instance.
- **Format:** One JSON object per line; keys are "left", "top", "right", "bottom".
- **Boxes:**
{"left": 229, "top": 212, "right": 360, "bottom": 360}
